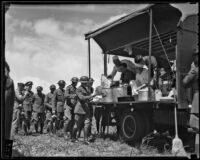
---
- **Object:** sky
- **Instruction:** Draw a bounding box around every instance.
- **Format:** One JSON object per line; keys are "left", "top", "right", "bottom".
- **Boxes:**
{"left": 5, "top": 2, "right": 198, "bottom": 94}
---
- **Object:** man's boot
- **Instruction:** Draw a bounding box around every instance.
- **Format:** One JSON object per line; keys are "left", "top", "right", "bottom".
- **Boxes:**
{"left": 71, "top": 128, "right": 78, "bottom": 143}
{"left": 40, "top": 123, "right": 44, "bottom": 134}
{"left": 34, "top": 123, "right": 38, "bottom": 133}
{"left": 83, "top": 125, "right": 90, "bottom": 145}
{"left": 22, "top": 122, "right": 28, "bottom": 136}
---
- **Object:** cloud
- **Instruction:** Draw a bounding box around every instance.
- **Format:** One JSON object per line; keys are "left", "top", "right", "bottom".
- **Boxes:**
{"left": 20, "top": 20, "right": 33, "bottom": 29}
{"left": 34, "top": 18, "right": 63, "bottom": 38}
{"left": 6, "top": 15, "right": 105, "bottom": 92}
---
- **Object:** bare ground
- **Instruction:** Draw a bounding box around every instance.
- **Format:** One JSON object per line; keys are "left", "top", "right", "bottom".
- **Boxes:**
{"left": 12, "top": 126, "right": 175, "bottom": 157}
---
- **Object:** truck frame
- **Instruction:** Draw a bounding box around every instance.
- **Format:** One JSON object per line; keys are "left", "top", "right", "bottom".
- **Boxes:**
{"left": 84, "top": 4, "right": 198, "bottom": 143}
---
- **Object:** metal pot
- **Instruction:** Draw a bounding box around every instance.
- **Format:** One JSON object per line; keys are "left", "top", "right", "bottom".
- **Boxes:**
{"left": 138, "top": 87, "right": 155, "bottom": 101}
{"left": 101, "top": 86, "right": 127, "bottom": 102}
{"left": 138, "top": 90, "right": 149, "bottom": 101}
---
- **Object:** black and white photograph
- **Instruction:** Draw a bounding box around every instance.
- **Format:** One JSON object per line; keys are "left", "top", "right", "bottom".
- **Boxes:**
{"left": 2, "top": 1, "right": 199, "bottom": 158}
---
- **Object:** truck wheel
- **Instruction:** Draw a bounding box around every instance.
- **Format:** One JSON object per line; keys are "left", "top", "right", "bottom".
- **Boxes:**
{"left": 119, "top": 111, "right": 144, "bottom": 143}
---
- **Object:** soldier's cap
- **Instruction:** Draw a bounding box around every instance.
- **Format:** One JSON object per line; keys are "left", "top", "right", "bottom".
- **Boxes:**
{"left": 71, "top": 77, "right": 79, "bottom": 83}
{"left": 17, "top": 82, "right": 24, "bottom": 87}
{"left": 25, "top": 81, "right": 33, "bottom": 86}
{"left": 57, "top": 80, "right": 66, "bottom": 85}
{"left": 50, "top": 84, "right": 56, "bottom": 89}
{"left": 36, "top": 86, "right": 43, "bottom": 91}
{"left": 79, "top": 76, "right": 89, "bottom": 83}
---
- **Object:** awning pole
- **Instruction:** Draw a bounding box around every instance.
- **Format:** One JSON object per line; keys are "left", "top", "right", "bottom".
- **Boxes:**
{"left": 148, "top": 8, "right": 152, "bottom": 101}
{"left": 88, "top": 38, "right": 91, "bottom": 78}
{"left": 104, "top": 54, "right": 107, "bottom": 76}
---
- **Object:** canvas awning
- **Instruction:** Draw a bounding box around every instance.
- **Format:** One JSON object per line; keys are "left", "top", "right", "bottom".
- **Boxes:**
{"left": 84, "top": 3, "right": 182, "bottom": 62}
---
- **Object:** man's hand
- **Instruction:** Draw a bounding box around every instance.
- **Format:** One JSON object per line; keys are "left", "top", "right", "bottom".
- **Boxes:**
{"left": 52, "top": 110, "right": 56, "bottom": 115}
{"left": 89, "top": 94, "right": 96, "bottom": 101}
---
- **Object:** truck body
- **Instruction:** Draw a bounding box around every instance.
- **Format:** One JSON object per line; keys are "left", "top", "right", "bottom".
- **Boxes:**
{"left": 84, "top": 4, "right": 198, "bottom": 142}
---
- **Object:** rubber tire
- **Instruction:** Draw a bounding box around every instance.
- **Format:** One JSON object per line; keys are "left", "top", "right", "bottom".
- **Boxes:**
{"left": 119, "top": 111, "right": 144, "bottom": 143}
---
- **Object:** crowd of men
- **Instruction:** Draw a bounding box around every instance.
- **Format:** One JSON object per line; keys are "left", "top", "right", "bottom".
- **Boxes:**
{"left": 11, "top": 76, "right": 106, "bottom": 145}
{"left": 4, "top": 51, "right": 198, "bottom": 157}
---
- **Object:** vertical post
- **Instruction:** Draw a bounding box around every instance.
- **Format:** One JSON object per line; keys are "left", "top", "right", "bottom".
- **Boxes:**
{"left": 88, "top": 38, "right": 91, "bottom": 78}
{"left": 176, "top": 45, "right": 180, "bottom": 108}
{"left": 104, "top": 53, "right": 107, "bottom": 76}
{"left": 148, "top": 8, "right": 152, "bottom": 101}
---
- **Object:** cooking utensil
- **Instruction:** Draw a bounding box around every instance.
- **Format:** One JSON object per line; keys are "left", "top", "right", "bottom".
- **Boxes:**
{"left": 172, "top": 105, "right": 187, "bottom": 157}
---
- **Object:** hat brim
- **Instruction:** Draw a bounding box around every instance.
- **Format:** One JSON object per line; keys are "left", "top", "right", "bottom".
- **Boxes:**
{"left": 80, "top": 81, "right": 89, "bottom": 83}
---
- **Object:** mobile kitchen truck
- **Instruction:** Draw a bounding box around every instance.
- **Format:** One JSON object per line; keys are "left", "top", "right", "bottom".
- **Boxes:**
{"left": 84, "top": 4, "right": 198, "bottom": 143}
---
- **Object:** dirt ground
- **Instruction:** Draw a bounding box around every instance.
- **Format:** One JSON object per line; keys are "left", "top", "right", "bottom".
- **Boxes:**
{"left": 11, "top": 119, "right": 193, "bottom": 157}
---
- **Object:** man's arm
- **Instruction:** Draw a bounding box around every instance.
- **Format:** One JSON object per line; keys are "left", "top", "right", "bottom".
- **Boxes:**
{"left": 183, "top": 67, "right": 198, "bottom": 88}
{"left": 107, "top": 66, "right": 117, "bottom": 79}
{"left": 76, "top": 88, "right": 93, "bottom": 101}
{"left": 44, "top": 94, "right": 52, "bottom": 109}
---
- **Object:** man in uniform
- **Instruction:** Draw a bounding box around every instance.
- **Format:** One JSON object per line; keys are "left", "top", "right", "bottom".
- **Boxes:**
{"left": 22, "top": 81, "right": 34, "bottom": 135}
{"left": 107, "top": 55, "right": 136, "bottom": 80}
{"left": 32, "top": 86, "right": 45, "bottom": 134}
{"left": 44, "top": 84, "right": 56, "bottom": 134}
{"left": 11, "top": 83, "right": 27, "bottom": 136}
{"left": 52, "top": 80, "right": 66, "bottom": 131}
{"left": 87, "top": 78, "right": 95, "bottom": 138}
{"left": 63, "top": 77, "right": 79, "bottom": 140}
{"left": 183, "top": 49, "right": 199, "bottom": 157}
{"left": 71, "top": 76, "right": 96, "bottom": 144}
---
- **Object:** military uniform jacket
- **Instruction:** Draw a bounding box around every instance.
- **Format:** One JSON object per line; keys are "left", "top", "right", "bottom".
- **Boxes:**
{"left": 44, "top": 92, "right": 54, "bottom": 112}
{"left": 52, "top": 88, "right": 65, "bottom": 113}
{"left": 74, "top": 85, "right": 91, "bottom": 115}
{"left": 23, "top": 90, "right": 34, "bottom": 111}
{"left": 87, "top": 86, "right": 94, "bottom": 95}
{"left": 33, "top": 93, "right": 45, "bottom": 113}
{"left": 65, "top": 84, "right": 77, "bottom": 108}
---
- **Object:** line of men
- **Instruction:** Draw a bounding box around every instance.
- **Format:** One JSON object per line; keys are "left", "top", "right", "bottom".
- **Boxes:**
{"left": 11, "top": 76, "right": 106, "bottom": 145}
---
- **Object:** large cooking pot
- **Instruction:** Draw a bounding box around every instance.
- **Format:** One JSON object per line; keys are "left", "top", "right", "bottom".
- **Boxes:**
{"left": 138, "top": 87, "right": 155, "bottom": 101}
{"left": 101, "top": 86, "right": 127, "bottom": 102}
